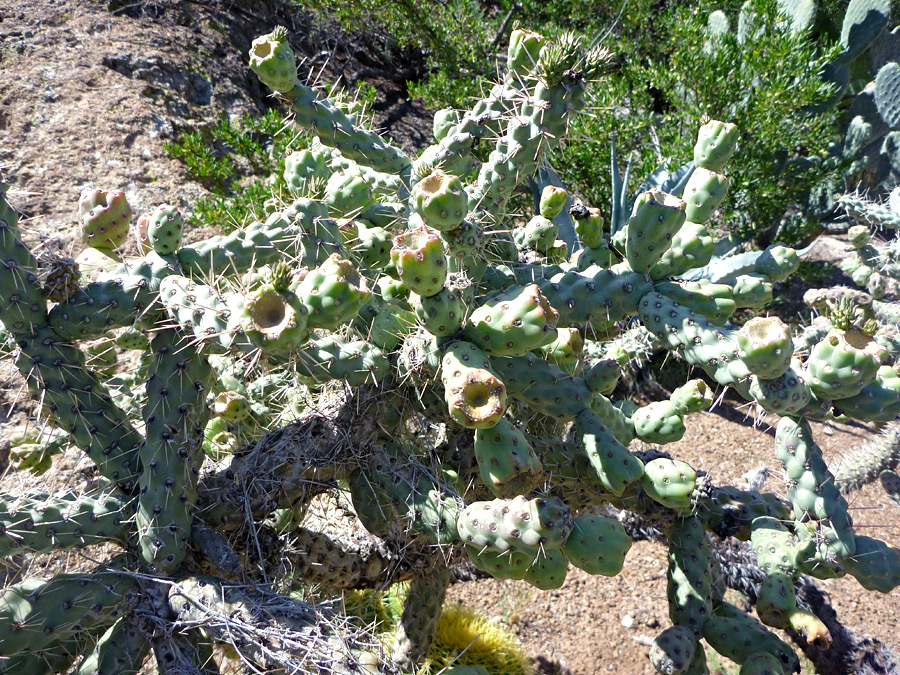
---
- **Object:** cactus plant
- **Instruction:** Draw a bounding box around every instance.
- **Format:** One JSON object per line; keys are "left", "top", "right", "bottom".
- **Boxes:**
{"left": 1, "top": 24, "right": 899, "bottom": 675}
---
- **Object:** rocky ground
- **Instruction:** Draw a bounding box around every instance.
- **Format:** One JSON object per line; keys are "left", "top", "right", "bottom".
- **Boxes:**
{"left": 0, "top": 1, "right": 897, "bottom": 674}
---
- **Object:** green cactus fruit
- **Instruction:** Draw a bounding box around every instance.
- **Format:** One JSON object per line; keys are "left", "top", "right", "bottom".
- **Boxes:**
{"left": 572, "top": 205, "right": 605, "bottom": 248}
{"left": 391, "top": 226, "right": 448, "bottom": 297}
{"left": 807, "top": 327, "right": 887, "bottom": 400}
{"left": 573, "top": 408, "right": 644, "bottom": 494}
{"left": 655, "top": 279, "right": 736, "bottom": 326}
{"left": 693, "top": 120, "right": 739, "bottom": 172}
{"left": 412, "top": 169, "right": 468, "bottom": 231}
{"left": 867, "top": 271, "right": 887, "bottom": 299}
{"left": 433, "top": 107, "right": 461, "bottom": 142}
{"left": 633, "top": 400, "right": 687, "bottom": 445}
{"left": 572, "top": 239, "right": 616, "bottom": 271}
{"left": 146, "top": 204, "right": 184, "bottom": 255}
{"left": 738, "top": 316, "right": 794, "bottom": 379}
{"left": 377, "top": 275, "right": 410, "bottom": 304}
{"left": 753, "top": 245, "right": 799, "bottom": 282}
{"left": 739, "top": 652, "right": 785, "bottom": 675}
{"left": 284, "top": 148, "right": 329, "bottom": 195}
{"left": 413, "top": 286, "right": 467, "bottom": 337}
{"left": 847, "top": 224, "right": 871, "bottom": 248}
{"left": 682, "top": 167, "right": 730, "bottom": 224}
{"left": 562, "top": 514, "right": 632, "bottom": 576}
{"left": 296, "top": 253, "right": 371, "bottom": 330}
{"left": 539, "top": 186, "right": 568, "bottom": 219}
{"left": 79, "top": 188, "right": 132, "bottom": 251}
{"left": 583, "top": 356, "right": 621, "bottom": 395}
{"left": 324, "top": 170, "right": 373, "bottom": 218}
{"left": 458, "top": 495, "right": 574, "bottom": 554}
{"left": 524, "top": 549, "right": 569, "bottom": 590}
{"left": 851, "top": 263, "right": 874, "bottom": 287}
{"left": 727, "top": 273, "right": 773, "bottom": 309}
{"left": 212, "top": 391, "right": 252, "bottom": 422}
{"left": 463, "top": 283, "right": 559, "bottom": 356}
{"left": 242, "top": 283, "right": 309, "bottom": 351}
{"left": 507, "top": 28, "right": 545, "bottom": 75}
{"left": 248, "top": 26, "right": 298, "bottom": 94}
{"left": 625, "top": 189, "right": 687, "bottom": 273}
{"left": 441, "top": 341, "right": 507, "bottom": 429}
{"left": 642, "top": 458, "right": 700, "bottom": 510}
{"left": 670, "top": 379, "right": 714, "bottom": 415}
{"left": 649, "top": 625, "right": 697, "bottom": 675}
{"left": 474, "top": 417, "right": 543, "bottom": 498}
{"left": 203, "top": 416, "right": 237, "bottom": 460}
{"left": 649, "top": 221, "right": 716, "bottom": 280}
{"left": 7, "top": 429, "right": 67, "bottom": 476}
{"left": 514, "top": 215, "right": 559, "bottom": 253}
{"left": 545, "top": 239, "right": 568, "bottom": 263}
{"left": 115, "top": 326, "right": 150, "bottom": 351}
{"left": 537, "top": 326, "right": 583, "bottom": 373}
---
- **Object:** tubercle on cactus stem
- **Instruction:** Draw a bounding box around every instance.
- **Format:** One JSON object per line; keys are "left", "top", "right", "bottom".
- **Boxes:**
{"left": 0, "top": 24, "right": 899, "bottom": 675}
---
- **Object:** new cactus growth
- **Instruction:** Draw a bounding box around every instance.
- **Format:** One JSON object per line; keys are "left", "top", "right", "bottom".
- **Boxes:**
{"left": 1, "top": 23, "right": 900, "bottom": 675}
{"left": 78, "top": 188, "right": 132, "bottom": 251}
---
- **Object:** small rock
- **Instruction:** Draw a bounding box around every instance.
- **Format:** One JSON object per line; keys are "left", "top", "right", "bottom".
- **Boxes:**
{"left": 621, "top": 614, "right": 634, "bottom": 629}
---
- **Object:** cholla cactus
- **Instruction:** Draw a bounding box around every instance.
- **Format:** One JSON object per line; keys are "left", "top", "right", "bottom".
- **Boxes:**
{"left": 1, "top": 25, "right": 899, "bottom": 675}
